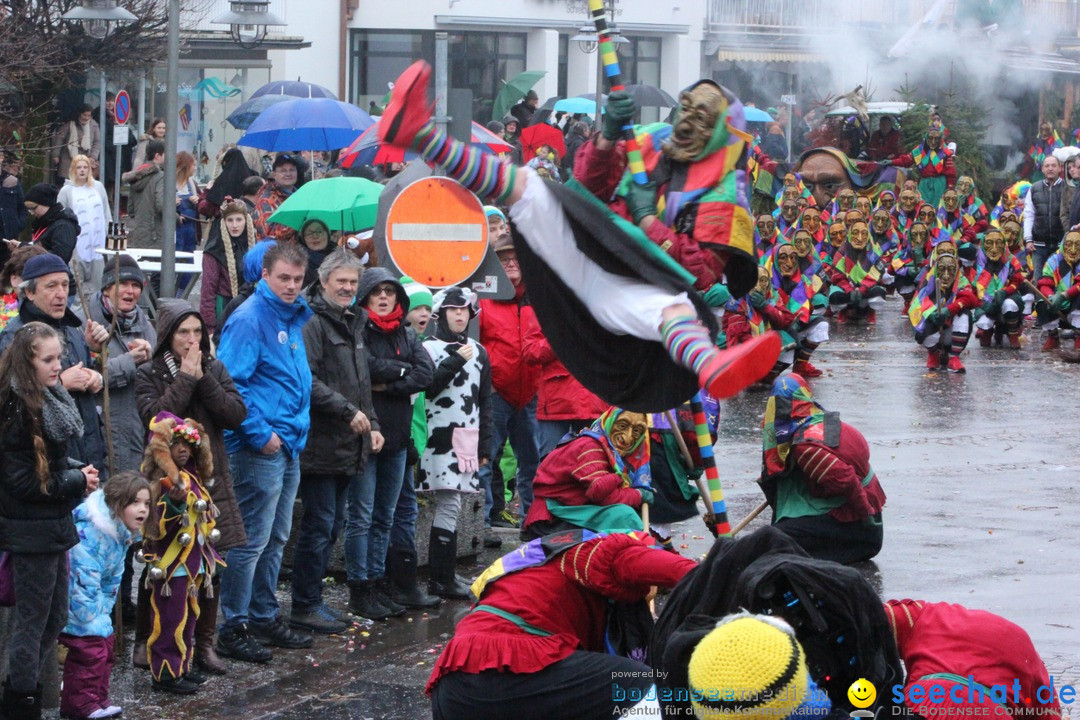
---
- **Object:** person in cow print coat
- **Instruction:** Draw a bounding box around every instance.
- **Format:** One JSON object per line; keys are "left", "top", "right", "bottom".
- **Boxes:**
{"left": 418, "top": 287, "right": 493, "bottom": 599}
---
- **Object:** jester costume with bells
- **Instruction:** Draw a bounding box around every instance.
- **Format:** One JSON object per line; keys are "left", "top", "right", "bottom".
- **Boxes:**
{"left": 908, "top": 240, "right": 979, "bottom": 373}
{"left": 378, "top": 61, "right": 779, "bottom": 412}
{"left": 522, "top": 408, "right": 652, "bottom": 539}
{"left": 827, "top": 220, "right": 887, "bottom": 323}
{"left": 969, "top": 228, "right": 1027, "bottom": 349}
{"left": 759, "top": 375, "right": 885, "bottom": 564}
{"left": 1035, "top": 231, "right": 1080, "bottom": 351}
{"left": 888, "top": 124, "right": 956, "bottom": 208}
{"left": 140, "top": 414, "right": 224, "bottom": 687}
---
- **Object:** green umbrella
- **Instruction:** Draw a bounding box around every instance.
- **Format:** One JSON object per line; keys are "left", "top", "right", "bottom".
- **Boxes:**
{"left": 267, "top": 177, "right": 384, "bottom": 232}
{"left": 491, "top": 70, "right": 547, "bottom": 123}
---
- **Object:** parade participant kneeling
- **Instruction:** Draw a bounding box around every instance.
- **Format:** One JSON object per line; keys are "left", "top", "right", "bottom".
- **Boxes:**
{"left": 683, "top": 613, "right": 832, "bottom": 720}
{"left": 427, "top": 530, "right": 696, "bottom": 720}
{"left": 909, "top": 241, "right": 979, "bottom": 373}
{"left": 884, "top": 599, "right": 1062, "bottom": 719}
{"left": 140, "top": 413, "right": 224, "bottom": 694}
{"left": 827, "top": 220, "right": 887, "bottom": 323}
{"left": 378, "top": 61, "right": 779, "bottom": 412}
{"left": 771, "top": 241, "right": 829, "bottom": 377}
{"left": 759, "top": 375, "right": 885, "bottom": 565}
{"left": 418, "top": 287, "right": 493, "bottom": 599}
{"left": 1035, "top": 230, "right": 1080, "bottom": 351}
{"left": 522, "top": 408, "right": 652, "bottom": 539}
{"left": 971, "top": 229, "right": 1027, "bottom": 349}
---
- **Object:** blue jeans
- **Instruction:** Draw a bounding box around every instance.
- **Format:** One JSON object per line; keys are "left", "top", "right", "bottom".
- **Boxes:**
{"left": 477, "top": 395, "right": 539, "bottom": 522}
{"left": 537, "top": 419, "right": 591, "bottom": 458}
{"left": 345, "top": 448, "right": 407, "bottom": 582}
{"left": 290, "top": 473, "right": 350, "bottom": 612}
{"left": 219, "top": 448, "right": 301, "bottom": 628}
{"left": 1033, "top": 244, "right": 1055, "bottom": 283}
{"left": 389, "top": 465, "right": 418, "bottom": 551}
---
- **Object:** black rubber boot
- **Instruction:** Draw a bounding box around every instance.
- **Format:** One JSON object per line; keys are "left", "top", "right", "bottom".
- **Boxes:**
{"left": 1, "top": 681, "right": 41, "bottom": 720}
{"left": 347, "top": 580, "right": 392, "bottom": 621}
{"left": 386, "top": 546, "right": 441, "bottom": 609}
{"left": 427, "top": 528, "right": 471, "bottom": 600}
{"left": 373, "top": 577, "right": 407, "bottom": 617}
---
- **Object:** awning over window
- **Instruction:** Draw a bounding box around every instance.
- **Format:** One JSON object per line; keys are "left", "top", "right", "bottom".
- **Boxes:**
{"left": 715, "top": 49, "right": 826, "bottom": 63}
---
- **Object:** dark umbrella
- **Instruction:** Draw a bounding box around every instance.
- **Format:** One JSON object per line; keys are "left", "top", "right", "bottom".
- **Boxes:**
{"left": 226, "top": 94, "right": 292, "bottom": 130}
{"left": 250, "top": 80, "right": 337, "bottom": 100}
{"left": 622, "top": 84, "right": 677, "bottom": 108}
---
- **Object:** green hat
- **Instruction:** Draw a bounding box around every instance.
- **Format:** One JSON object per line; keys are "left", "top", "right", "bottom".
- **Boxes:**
{"left": 400, "top": 276, "right": 433, "bottom": 310}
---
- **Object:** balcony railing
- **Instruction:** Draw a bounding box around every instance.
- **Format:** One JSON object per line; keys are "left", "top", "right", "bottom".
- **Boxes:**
{"left": 707, "top": 0, "right": 1076, "bottom": 38}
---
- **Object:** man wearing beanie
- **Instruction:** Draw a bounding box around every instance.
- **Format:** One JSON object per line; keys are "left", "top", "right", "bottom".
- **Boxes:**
{"left": 77, "top": 254, "right": 155, "bottom": 473}
{"left": 24, "top": 182, "right": 80, "bottom": 264}
{"left": 0, "top": 253, "right": 108, "bottom": 472}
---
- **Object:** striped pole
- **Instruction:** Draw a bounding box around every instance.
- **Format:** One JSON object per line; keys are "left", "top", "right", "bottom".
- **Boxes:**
{"left": 689, "top": 391, "right": 731, "bottom": 536}
{"left": 587, "top": 0, "right": 648, "bottom": 185}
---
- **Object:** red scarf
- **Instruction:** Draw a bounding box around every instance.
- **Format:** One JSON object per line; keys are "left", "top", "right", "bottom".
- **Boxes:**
{"left": 367, "top": 304, "right": 403, "bottom": 333}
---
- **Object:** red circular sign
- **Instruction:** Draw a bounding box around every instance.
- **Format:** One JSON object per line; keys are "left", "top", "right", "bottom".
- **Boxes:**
{"left": 113, "top": 90, "right": 131, "bottom": 126}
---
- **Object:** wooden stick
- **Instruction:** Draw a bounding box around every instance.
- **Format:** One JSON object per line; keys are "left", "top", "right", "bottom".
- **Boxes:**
{"left": 663, "top": 410, "right": 714, "bottom": 518}
{"left": 731, "top": 500, "right": 769, "bottom": 537}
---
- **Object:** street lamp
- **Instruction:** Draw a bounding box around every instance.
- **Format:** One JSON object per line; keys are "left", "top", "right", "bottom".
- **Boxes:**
{"left": 212, "top": 0, "right": 285, "bottom": 49}
{"left": 570, "top": 24, "right": 629, "bottom": 129}
{"left": 61, "top": 0, "right": 137, "bottom": 40}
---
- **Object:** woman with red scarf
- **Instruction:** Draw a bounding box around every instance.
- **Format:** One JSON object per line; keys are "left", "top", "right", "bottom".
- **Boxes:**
{"left": 347, "top": 268, "right": 434, "bottom": 618}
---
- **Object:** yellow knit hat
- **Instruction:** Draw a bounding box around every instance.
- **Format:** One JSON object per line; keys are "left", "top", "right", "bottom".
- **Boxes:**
{"left": 688, "top": 613, "right": 809, "bottom": 720}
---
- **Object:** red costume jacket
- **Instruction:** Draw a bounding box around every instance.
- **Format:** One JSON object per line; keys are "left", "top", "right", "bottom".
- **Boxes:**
{"left": 885, "top": 599, "right": 1062, "bottom": 718}
{"left": 789, "top": 421, "right": 886, "bottom": 523}
{"left": 426, "top": 533, "right": 695, "bottom": 694}
{"left": 523, "top": 435, "right": 646, "bottom": 531}
{"left": 523, "top": 333, "right": 608, "bottom": 422}
{"left": 891, "top": 150, "right": 957, "bottom": 187}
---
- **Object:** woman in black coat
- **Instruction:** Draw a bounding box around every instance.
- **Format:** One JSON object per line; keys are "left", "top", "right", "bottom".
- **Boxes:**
{"left": 0, "top": 322, "right": 97, "bottom": 717}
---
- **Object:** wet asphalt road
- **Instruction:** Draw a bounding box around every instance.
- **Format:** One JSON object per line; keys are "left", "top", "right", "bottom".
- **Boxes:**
{"left": 94, "top": 294, "right": 1079, "bottom": 720}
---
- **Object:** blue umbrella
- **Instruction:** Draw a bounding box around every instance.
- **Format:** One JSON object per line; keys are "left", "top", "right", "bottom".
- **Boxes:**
{"left": 226, "top": 94, "right": 291, "bottom": 130}
{"left": 238, "top": 98, "right": 375, "bottom": 152}
{"left": 250, "top": 80, "right": 337, "bottom": 100}
{"left": 743, "top": 106, "right": 775, "bottom": 123}
{"left": 554, "top": 96, "right": 603, "bottom": 115}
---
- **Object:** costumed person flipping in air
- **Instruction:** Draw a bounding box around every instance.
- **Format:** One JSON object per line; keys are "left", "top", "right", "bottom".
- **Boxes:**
{"left": 377, "top": 61, "right": 780, "bottom": 413}
{"left": 140, "top": 413, "right": 224, "bottom": 695}
{"left": 908, "top": 240, "right": 979, "bottom": 373}
{"left": 969, "top": 228, "right": 1027, "bottom": 349}
{"left": 522, "top": 408, "right": 652, "bottom": 539}
{"left": 758, "top": 374, "right": 885, "bottom": 565}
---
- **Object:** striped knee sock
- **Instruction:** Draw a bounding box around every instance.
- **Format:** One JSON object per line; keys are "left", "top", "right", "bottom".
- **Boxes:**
{"left": 796, "top": 341, "right": 819, "bottom": 364}
{"left": 661, "top": 315, "right": 717, "bottom": 376}
{"left": 413, "top": 121, "right": 514, "bottom": 202}
{"left": 950, "top": 331, "right": 968, "bottom": 356}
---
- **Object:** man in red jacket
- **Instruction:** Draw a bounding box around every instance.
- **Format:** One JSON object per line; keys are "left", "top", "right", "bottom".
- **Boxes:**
{"left": 478, "top": 209, "right": 542, "bottom": 528}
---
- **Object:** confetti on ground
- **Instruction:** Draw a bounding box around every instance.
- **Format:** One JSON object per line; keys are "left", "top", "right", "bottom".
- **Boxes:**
{"left": 680, "top": 544, "right": 689, "bottom": 549}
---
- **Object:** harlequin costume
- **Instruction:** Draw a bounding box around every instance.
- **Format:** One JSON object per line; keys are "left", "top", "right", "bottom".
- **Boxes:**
{"left": 427, "top": 530, "right": 695, "bottom": 720}
{"left": 754, "top": 213, "right": 781, "bottom": 263}
{"left": 989, "top": 181, "right": 1031, "bottom": 225}
{"left": 827, "top": 221, "right": 887, "bottom": 323}
{"left": 935, "top": 189, "right": 978, "bottom": 249}
{"left": 1034, "top": 231, "right": 1080, "bottom": 351}
{"left": 522, "top": 408, "right": 652, "bottom": 539}
{"left": 1026, "top": 122, "right": 1063, "bottom": 182}
{"left": 892, "top": 188, "right": 921, "bottom": 238}
{"left": 645, "top": 397, "right": 717, "bottom": 544}
{"left": 954, "top": 175, "right": 989, "bottom": 227}
{"left": 891, "top": 221, "right": 931, "bottom": 311}
{"left": 969, "top": 228, "right": 1027, "bottom": 348}
{"left": 888, "top": 124, "right": 956, "bottom": 208}
{"left": 884, "top": 599, "right": 1062, "bottom": 719}
{"left": 378, "top": 61, "right": 780, "bottom": 413}
{"left": 140, "top": 413, "right": 224, "bottom": 687}
{"left": 766, "top": 241, "right": 828, "bottom": 377}
{"left": 791, "top": 228, "right": 830, "bottom": 313}
{"left": 909, "top": 240, "right": 979, "bottom": 372}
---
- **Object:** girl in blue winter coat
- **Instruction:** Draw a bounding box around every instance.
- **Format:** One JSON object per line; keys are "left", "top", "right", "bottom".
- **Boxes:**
{"left": 60, "top": 472, "right": 151, "bottom": 720}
